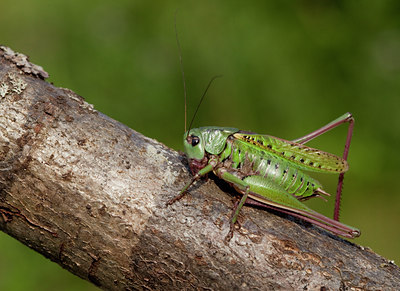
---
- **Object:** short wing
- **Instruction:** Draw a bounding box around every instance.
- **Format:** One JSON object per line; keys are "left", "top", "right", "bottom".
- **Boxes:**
{"left": 242, "top": 175, "right": 360, "bottom": 238}
{"left": 234, "top": 132, "right": 348, "bottom": 173}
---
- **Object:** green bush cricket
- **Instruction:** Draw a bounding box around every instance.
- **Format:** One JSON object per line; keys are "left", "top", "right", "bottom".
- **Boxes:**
{"left": 169, "top": 22, "right": 360, "bottom": 241}
{"left": 169, "top": 108, "right": 360, "bottom": 240}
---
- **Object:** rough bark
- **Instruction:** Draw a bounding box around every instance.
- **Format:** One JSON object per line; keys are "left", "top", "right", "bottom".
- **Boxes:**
{"left": 0, "top": 45, "right": 399, "bottom": 290}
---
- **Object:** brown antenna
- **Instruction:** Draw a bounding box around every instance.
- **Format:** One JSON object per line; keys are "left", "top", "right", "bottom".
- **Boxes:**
{"left": 174, "top": 11, "right": 188, "bottom": 133}
{"left": 186, "top": 75, "right": 222, "bottom": 134}
{"left": 175, "top": 11, "right": 222, "bottom": 134}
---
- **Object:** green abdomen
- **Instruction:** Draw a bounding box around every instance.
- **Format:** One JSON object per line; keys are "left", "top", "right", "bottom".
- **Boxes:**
{"left": 225, "top": 138, "right": 322, "bottom": 199}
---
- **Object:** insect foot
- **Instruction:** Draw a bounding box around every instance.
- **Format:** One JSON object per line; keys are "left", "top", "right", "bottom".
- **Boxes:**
{"left": 224, "top": 222, "right": 239, "bottom": 243}
{"left": 166, "top": 191, "right": 187, "bottom": 206}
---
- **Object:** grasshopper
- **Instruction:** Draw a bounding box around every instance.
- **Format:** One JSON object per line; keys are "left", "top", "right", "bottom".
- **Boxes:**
{"left": 169, "top": 22, "right": 360, "bottom": 240}
{"left": 168, "top": 108, "right": 360, "bottom": 240}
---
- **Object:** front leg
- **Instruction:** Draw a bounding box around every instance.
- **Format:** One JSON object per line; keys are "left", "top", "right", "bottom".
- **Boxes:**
{"left": 167, "top": 157, "right": 217, "bottom": 205}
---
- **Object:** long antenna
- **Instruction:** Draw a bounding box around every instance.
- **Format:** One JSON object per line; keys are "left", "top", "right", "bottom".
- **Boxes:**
{"left": 175, "top": 11, "right": 222, "bottom": 134}
{"left": 174, "top": 11, "right": 187, "bottom": 133}
{"left": 187, "top": 75, "right": 222, "bottom": 134}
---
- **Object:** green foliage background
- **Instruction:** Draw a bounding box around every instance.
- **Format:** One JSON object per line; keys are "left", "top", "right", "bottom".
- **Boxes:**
{"left": 1, "top": 1, "right": 399, "bottom": 289}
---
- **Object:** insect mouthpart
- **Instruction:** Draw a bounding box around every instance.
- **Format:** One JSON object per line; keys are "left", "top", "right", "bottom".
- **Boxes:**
{"left": 188, "top": 157, "right": 208, "bottom": 175}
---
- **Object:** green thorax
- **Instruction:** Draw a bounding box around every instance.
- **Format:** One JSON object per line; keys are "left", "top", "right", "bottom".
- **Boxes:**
{"left": 183, "top": 127, "right": 239, "bottom": 160}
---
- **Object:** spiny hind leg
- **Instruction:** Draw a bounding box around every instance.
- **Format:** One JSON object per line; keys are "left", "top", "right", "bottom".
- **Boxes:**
{"left": 292, "top": 113, "right": 354, "bottom": 145}
{"left": 291, "top": 112, "right": 354, "bottom": 221}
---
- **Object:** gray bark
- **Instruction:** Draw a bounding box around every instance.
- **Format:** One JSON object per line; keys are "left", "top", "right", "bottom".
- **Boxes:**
{"left": 0, "top": 45, "right": 399, "bottom": 290}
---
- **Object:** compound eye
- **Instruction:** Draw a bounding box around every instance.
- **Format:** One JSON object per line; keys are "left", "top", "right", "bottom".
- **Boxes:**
{"left": 190, "top": 135, "right": 200, "bottom": 146}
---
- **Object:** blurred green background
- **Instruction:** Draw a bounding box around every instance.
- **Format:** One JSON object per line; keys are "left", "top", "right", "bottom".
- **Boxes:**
{"left": 1, "top": 0, "right": 399, "bottom": 289}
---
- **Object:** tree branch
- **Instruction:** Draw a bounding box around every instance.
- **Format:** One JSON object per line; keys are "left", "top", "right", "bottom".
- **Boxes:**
{"left": 0, "top": 45, "right": 399, "bottom": 290}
